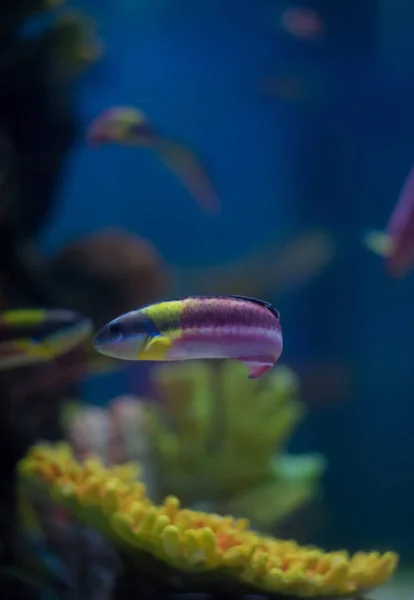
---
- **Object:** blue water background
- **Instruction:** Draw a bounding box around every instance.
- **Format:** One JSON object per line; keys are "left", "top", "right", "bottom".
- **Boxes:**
{"left": 39, "top": 0, "right": 414, "bottom": 560}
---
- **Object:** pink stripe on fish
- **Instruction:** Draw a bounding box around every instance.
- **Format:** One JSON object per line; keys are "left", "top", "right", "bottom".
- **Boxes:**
{"left": 178, "top": 325, "right": 280, "bottom": 338}
{"left": 168, "top": 326, "right": 282, "bottom": 362}
{"left": 177, "top": 327, "right": 280, "bottom": 347}
{"left": 180, "top": 297, "right": 277, "bottom": 331}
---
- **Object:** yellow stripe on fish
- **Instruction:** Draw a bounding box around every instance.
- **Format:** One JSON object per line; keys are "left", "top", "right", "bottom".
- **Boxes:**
{"left": 141, "top": 299, "right": 184, "bottom": 327}
{"left": 2, "top": 309, "right": 47, "bottom": 326}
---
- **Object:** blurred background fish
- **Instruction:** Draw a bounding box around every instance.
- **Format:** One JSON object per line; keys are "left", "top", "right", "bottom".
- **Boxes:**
{"left": 175, "top": 228, "right": 336, "bottom": 298}
{"left": 0, "top": 309, "right": 92, "bottom": 371}
{"left": 278, "top": 6, "right": 325, "bottom": 40}
{"left": 87, "top": 106, "right": 221, "bottom": 214}
{"left": 10, "top": 344, "right": 118, "bottom": 402}
{"left": 364, "top": 163, "right": 414, "bottom": 278}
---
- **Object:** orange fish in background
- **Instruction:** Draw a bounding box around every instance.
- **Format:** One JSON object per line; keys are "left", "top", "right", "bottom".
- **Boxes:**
{"left": 87, "top": 106, "right": 220, "bottom": 214}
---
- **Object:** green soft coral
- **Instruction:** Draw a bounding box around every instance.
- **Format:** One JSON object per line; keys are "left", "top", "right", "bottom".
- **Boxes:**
{"left": 146, "top": 361, "right": 326, "bottom": 528}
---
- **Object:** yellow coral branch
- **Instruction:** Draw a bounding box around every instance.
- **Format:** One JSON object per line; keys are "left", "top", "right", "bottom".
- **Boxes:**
{"left": 18, "top": 443, "right": 398, "bottom": 598}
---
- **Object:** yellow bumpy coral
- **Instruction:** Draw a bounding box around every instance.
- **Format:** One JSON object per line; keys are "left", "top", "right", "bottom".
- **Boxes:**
{"left": 146, "top": 361, "right": 326, "bottom": 527}
{"left": 18, "top": 443, "right": 398, "bottom": 598}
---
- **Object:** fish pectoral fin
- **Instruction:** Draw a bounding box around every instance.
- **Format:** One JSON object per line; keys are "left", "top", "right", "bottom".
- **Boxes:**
{"left": 363, "top": 230, "right": 394, "bottom": 257}
{"left": 142, "top": 335, "right": 172, "bottom": 360}
{"left": 243, "top": 361, "right": 273, "bottom": 379}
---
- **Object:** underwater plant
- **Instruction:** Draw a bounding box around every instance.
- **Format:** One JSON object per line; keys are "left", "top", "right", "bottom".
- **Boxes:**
{"left": 145, "top": 361, "right": 326, "bottom": 529}
{"left": 65, "top": 362, "right": 325, "bottom": 530}
{"left": 17, "top": 443, "right": 398, "bottom": 599}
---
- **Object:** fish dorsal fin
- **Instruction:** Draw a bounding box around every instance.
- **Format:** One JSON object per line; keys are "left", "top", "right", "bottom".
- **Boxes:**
{"left": 228, "top": 295, "right": 280, "bottom": 319}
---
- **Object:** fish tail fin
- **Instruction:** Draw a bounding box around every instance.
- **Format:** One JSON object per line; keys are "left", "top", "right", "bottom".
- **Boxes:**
{"left": 362, "top": 230, "right": 394, "bottom": 257}
{"left": 156, "top": 137, "right": 177, "bottom": 158}
{"left": 156, "top": 138, "right": 221, "bottom": 214}
{"left": 156, "top": 138, "right": 195, "bottom": 178}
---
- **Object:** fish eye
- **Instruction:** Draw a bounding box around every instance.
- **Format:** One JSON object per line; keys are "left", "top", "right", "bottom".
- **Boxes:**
{"left": 109, "top": 322, "right": 123, "bottom": 336}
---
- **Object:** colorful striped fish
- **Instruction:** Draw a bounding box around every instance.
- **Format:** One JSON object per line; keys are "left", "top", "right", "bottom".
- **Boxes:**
{"left": 93, "top": 295, "right": 283, "bottom": 379}
{"left": 0, "top": 308, "right": 92, "bottom": 370}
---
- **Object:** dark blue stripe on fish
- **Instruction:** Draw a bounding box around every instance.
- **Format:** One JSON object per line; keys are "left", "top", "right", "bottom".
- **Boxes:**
{"left": 98, "top": 313, "right": 159, "bottom": 345}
